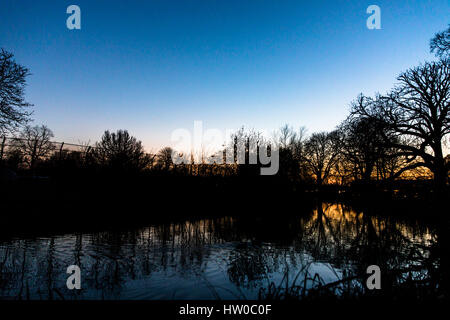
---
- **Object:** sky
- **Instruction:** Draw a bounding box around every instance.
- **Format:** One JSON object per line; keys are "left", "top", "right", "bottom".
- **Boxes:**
{"left": 1, "top": 0, "right": 449, "bottom": 151}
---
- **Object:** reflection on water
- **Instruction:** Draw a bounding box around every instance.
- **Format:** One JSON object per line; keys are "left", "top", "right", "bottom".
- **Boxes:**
{"left": 0, "top": 203, "right": 447, "bottom": 300}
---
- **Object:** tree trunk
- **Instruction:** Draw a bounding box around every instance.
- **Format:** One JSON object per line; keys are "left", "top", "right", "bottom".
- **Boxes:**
{"left": 432, "top": 141, "right": 448, "bottom": 196}
{"left": 433, "top": 165, "right": 448, "bottom": 197}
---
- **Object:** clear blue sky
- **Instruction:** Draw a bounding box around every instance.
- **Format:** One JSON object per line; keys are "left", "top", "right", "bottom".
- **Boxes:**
{"left": 1, "top": 0, "right": 448, "bottom": 151}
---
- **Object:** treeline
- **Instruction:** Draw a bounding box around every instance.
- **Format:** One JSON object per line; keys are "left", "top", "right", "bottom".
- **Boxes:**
{"left": 0, "top": 27, "right": 449, "bottom": 196}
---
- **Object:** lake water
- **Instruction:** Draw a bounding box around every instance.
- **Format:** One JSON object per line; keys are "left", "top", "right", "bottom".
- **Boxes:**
{"left": 0, "top": 203, "right": 443, "bottom": 300}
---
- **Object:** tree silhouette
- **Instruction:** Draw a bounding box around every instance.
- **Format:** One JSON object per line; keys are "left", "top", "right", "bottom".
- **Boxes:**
{"left": 274, "top": 125, "right": 307, "bottom": 180}
{"left": 339, "top": 112, "right": 399, "bottom": 183}
{"left": 157, "top": 147, "right": 173, "bottom": 170}
{"left": 351, "top": 60, "right": 450, "bottom": 192}
{"left": 4, "top": 148, "right": 24, "bottom": 171}
{"left": 16, "top": 125, "right": 54, "bottom": 170}
{"left": 226, "top": 127, "right": 264, "bottom": 176}
{"left": 0, "top": 49, "right": 32, "bottom": 135}
{"left": 94, "top": 130, "right": 149, "bottom": 172}
{"left": 303, "top": 131, "right": 341, "bottom": 186}
{"left": 430, "top": 25, "right": 450, "bottom": 58}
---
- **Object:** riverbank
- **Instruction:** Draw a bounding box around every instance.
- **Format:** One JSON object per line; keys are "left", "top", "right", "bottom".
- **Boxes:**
{"left": 1, "top": 174, "right": 446, "bottom": 239}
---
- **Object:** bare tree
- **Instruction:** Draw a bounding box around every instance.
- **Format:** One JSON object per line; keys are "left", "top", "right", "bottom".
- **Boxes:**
{"left": 273, "top": 125, "right": 307, "bottom": 179}
{"left": 274, "top": 124, "right": 297, "bottom": 150}
{"left": 16, "top": 125, "right": 54, "bottom": 169}
{"left": 430, "top": 25, "right": 450, "bottom": 58}
{"left": 303, "top": 131, "right": 342, "bottom": 185}
{"left": 157, "top": 147, "right": 173, "bottom": 170}
{"left": 339, "top": 113, "right": 400, "bottom": 182}
{"left": 4, "top": 148, "right": 24, "bottom": 171}
{"left": 227, "top": 127, "right": 265, "bottom": 164}
{"left": 0, "top": 49, "right": 32, "bottom": 135}
{"left": 351, "top": 59, "right": 450, "bottom": 192}
{"left": 226, "top": 127, "right": 266, "bottom": 176}
{"left": 94, "top": 130, "right": 149, "bottom": 171}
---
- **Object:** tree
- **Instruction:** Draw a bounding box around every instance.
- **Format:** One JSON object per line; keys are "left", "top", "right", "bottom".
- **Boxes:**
{"left": 4, "top": 148, "right": 24, "bottom": 171}
{"left": 94, "top": 130, "right": 149, "bottom": 172}
{"left": 16, "top": 125, "right": 54, "bottom": 169}
{"left": 339, "top": 111, "right": 399, "bottom": 183}
{"left": 228, "top": 127, "right": 265, "bottom": 176}
{"left": 157, "top": 147, "right": 173, "bottom": 170}
{"left": 303, "top": 131, "right": 342, "bottom": 185}
{"left": 273, "top": 125, "right": 307, "bottom": 180}
{"left": 0, "top": 49, "right": 32, "bottom": 135}
{"left": 351, "top": 60, "right": 450, "bottom": 192}
{"left": 430, "top": 25, "right": 450, "bottom": 58}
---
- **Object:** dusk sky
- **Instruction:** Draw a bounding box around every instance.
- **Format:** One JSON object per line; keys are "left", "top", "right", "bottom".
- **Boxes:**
{"left": 1, "top": 0, "right": 449, "bottom": 151}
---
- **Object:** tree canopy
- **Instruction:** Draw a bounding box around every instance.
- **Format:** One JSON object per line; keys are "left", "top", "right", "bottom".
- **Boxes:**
{"left": 0, "top": 49, "right": 32, "bottom": 135}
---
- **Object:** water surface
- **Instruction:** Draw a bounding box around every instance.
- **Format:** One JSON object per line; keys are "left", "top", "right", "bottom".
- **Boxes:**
{"left": 0, "top": 203, "right": 441, "bottom": 300}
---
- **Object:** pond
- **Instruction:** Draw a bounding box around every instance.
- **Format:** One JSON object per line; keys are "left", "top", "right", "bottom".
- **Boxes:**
{"left": 0, "top": 203, "right": 446, "bottom": 300}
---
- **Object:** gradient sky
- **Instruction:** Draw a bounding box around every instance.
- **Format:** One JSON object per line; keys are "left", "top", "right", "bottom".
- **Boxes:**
{"left": 1, "top": 0, "right": 449, "bottom": 151}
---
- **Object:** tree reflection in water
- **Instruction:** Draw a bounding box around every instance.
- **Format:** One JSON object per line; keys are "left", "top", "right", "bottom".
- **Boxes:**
{"left": 0, "top": 203, "right": 447, "bottom": 300}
